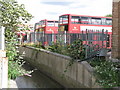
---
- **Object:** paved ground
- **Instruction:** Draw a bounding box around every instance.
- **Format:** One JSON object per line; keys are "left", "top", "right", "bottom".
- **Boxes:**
{"left": 8, "top": 80, "right": 18, "bottom": 88}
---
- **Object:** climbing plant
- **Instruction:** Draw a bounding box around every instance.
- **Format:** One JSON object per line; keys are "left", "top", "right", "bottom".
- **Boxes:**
{"left": 64, "top": 39, "right": 86, "bottom": 72}
{"left": 0, "top": 0, "right": 33, "bottom": 79}
{"left": 67, "top": 39, "right": 85, "bottom": 60}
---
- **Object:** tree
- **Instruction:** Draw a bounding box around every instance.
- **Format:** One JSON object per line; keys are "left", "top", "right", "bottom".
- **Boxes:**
{"left": 105, "top": 14, "right": 112, "bottom": 17}
{"left": 0, "top": 0, "right": 33, "bottom": 79}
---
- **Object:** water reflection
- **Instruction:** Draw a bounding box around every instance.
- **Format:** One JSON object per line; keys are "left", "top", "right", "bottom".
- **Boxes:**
{"left": 15, "top": 63, "right": 64, "bottom": 88}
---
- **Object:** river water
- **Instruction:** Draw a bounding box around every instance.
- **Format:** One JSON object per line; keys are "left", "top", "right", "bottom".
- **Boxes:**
{"left": 15, "top": 62, "right": 64, "bottom": 88}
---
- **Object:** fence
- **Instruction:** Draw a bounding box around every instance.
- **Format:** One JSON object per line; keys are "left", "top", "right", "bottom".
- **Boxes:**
{"left": 28, "top": 29, "right": 110, "bottom": 59}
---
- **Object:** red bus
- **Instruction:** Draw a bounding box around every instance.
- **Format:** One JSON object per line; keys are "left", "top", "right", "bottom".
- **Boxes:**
{"left": 59, "top": 14, "right": 112, "bottom": 32}
{"left": 35, "top": 19, "right": 58, "bottom": 34}
{"left": 58, "top": 14, "right": 112, "bottom": 49}
{"left": 34, "top": 19, "right": 58, "bottom": 45}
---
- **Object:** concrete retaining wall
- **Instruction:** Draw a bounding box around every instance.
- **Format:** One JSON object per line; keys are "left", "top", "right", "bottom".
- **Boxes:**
{"left": 19, "top": 46, "right": 99, "bottom": 88}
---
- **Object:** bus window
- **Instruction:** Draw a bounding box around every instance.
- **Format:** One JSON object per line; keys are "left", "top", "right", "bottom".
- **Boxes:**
{"left": 60, "top": 16, "right": 63, "bottom": 24}
{"left": 71, "top": 16, "right": 80, "bottom": 24}
{"left": 106, "top": 34, "right": 110, "bottom": 47}
{"left": 55, "top": 21, "right": 58, "bottom": 27}
{"left": 40, "top": 21, "right": 46, "bottom": 27}
{"left": 47, "top": 21, "right": 54, "bottom": 26}
{"left": 106, "top": 18, "right": 112, "bottom": 25}
{"left": 91, "top": 17, "right": 102, "bottom": 25}
{"left": 34, "top": 23, "right": 40, "bottom": 30}
{"left": 81, "top": 17, "right": 89, "bottom": 24}
{"left": 101, "top": 18, "right": 106, "bottom": 25}
{"left": 59, "top": 15, "right": 68, "bottom": 24}
{"left": 39, "top": 21, "right": 42, "bottom": 27}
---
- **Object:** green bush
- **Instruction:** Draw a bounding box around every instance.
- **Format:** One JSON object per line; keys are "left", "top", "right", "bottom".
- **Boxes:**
{"left": 0, "top": 0, "right": 33, "bottom": 79}
{"left": 8, "top": 61, "right": 22, "bottom": 79}
{"left": 48, "top": 42, "right": 67, "bottom": 55}
{"left": 67, "top": 39, "right": 85, "bottom": 60}
{"left": 89, "top": 58, "right": 120, "bottom": 88}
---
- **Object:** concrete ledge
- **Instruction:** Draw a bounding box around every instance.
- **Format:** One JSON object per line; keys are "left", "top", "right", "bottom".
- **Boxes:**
{"left": 19, "top": 46, "right": 99, "bottom": 88}
{"left": 26, "top": 46, "right": 72, "bottom": 60}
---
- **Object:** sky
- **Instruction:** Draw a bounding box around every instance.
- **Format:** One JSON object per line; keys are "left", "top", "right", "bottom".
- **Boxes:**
{"left": 17, "top": 0, "right": 112, "bottom": 25}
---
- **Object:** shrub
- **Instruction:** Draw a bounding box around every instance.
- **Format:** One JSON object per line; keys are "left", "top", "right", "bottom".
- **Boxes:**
{"left": 89, "top": 58, "right": 120, "bottom": 88}
{"left": 67, "top": 39, "right": 85, "bottom": 60}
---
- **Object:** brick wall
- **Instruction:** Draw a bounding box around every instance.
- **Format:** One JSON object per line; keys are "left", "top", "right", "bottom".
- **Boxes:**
{"left": 112, "top": 0, "right": 120, "bottom": 59}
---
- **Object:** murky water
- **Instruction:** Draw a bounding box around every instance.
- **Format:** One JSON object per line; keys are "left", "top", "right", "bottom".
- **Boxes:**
{"left": 15, "top": 63, "right": 64, "bottom": 88}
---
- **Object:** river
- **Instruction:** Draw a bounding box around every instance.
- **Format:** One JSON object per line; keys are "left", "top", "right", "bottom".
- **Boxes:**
{"left": 14, "top": 62, "right": 64, "bottom": 88}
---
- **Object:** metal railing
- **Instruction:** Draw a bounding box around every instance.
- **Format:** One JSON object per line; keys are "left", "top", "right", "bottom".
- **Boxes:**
{"left": 27, "top": 29, "right": 110, "bottom": 59}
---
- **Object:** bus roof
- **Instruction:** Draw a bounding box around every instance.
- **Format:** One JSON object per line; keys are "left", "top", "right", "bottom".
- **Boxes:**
{"left": 59, "top": 14, "right": 112, "bottom": 19}
{"left": 40, "top": 19, "right": 58, "bottom": 22}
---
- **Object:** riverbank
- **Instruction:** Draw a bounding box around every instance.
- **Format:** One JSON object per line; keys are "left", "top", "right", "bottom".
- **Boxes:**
{"left": 8, "top": 62, "right": 64, "bottom": 88}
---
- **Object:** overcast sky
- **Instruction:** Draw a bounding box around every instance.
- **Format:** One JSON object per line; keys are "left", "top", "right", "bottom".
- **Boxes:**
{"left": 17, "top": 0, "right": 112, "bottom": 24}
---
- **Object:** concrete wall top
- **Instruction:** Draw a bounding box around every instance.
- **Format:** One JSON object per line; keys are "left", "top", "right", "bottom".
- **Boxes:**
{"left": 113, "top": 0, "right": 120, "bottom": 2}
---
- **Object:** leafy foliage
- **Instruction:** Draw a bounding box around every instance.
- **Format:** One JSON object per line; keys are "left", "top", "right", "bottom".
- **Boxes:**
{"left": 0, "top": 0, "right": 33, "bottom": 27}
{"left": 0, "top": 0, "right": 33, "bottom": 79}
{"left": 25, "top": 42, "right": 45, "bottom": 49}
{"left": 105, "top": 14, "right": 112, "bottom": 17}
{"left": 48, "top": 39, "right": 86, "bottom": 60}
{"left": 89, "top": 58, "right": 120, "bottom": 88}
{"left": 67, "top": 39, "right": 85, "bottom": 60}
{"left": 48, "top": 41, "right": 66, "bottom": 54}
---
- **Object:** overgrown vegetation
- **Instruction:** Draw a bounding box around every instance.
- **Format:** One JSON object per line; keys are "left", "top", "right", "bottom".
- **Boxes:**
{"left": 67, "top": 39, "right": 85, "bottom": 60}
{"left": 63, "top": 39, "right": 86, "bottom": 72}
{"left": 88, "top": 58, "right": 120, "bottom": 88}
{"left": 48, "top": 41, "right": 68, "bottom": 55}
{"left": 0, "top": 0, "right": 33, "bottom": 79}
{"left": 27, "top": 39, "right": 120, "bottom": 88}
{"left": 48, "top": 39, "right": 86, "bottom": 60}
